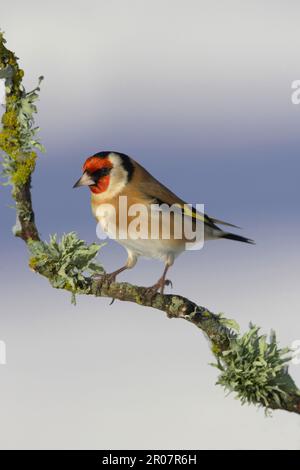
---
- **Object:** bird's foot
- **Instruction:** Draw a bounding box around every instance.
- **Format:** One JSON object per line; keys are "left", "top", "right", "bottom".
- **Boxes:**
{"left": 144, "top": 278, "right": 172, "bottom": 298}
{"left": 92, "top": 271, "right": 118, "bottom": 292}
{"left": 92, "top": 265, "right": 128, "bottom": 299}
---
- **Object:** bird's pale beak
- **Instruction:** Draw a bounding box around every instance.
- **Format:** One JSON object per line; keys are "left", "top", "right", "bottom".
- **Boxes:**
{"left": 73, "top": 171, "right": 95, "bottom": 188}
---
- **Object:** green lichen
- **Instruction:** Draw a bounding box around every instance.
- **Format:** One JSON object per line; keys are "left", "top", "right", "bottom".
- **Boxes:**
{"left": 201, "top": 310, "right": 211, "bottom": 318}
{"left": 2, "top": 109, "right": 18, "bottom": 127}
{"left": 28, "top": 232, "right": 105, "bottom": 303}
{"left": 211, "top": 343, "right": 221, "bottom": 356}
{"left": 217, "top": 313, "right": 240, "bottom": 333}
{"left": 10, "top": 151, "right": 37, "bottom": 185}
{"left": 0, "top": 31, "right": 44, "bottom": 186}
{"left": 169, "top": 296, "right": 186, "bottom": 315}
{"left": 211, "top": 324, "right": 298, "bottom": 411}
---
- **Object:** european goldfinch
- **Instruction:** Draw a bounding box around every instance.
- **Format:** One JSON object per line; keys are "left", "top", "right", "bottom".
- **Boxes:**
{"left": 73, "top": 151, "right": 253, "bottom": 294}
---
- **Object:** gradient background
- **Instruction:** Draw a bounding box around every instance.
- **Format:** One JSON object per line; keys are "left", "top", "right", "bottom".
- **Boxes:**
{"left": 1, "top": 0, "right": 300, "bottom": 449}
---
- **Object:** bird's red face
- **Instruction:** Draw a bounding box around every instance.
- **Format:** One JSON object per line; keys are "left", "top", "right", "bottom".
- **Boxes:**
{"left": 73, "top": 155, "right": 113, "bottom": 194}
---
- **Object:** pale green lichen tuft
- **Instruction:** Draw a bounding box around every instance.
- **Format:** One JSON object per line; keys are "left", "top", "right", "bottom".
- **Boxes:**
{"left": 28, "top": 232, "right": 105, "bottom": 304}
{"left": 217, "top": 313, "right": 240, "bottom": 333}
{"left": 211, "top": 324, "right": 298, "bottom": 410}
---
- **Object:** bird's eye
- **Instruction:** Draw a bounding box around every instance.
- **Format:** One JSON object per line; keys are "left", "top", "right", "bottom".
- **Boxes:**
{"left": 92, "top": 167, "right": 111, "bottom": 181}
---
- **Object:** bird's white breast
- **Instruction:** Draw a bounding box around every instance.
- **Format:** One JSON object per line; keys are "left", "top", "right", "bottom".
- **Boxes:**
{"left": 93, "top": 202, "right": 184, "bottom": 262}
{"left": 93, "top": 202, "right": 118, "bottom": 239}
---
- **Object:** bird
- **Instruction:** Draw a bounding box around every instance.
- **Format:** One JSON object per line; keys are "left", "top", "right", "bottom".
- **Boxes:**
{"left": 73, "top": 151, "right": 254, "bottom": 295}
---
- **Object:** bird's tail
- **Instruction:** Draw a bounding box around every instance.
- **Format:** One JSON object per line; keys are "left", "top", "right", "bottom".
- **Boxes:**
{"left": 220, "top": 232, "right": 255, "bottom": 244}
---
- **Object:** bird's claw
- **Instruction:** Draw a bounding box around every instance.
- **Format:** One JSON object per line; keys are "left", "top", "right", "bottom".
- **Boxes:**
{"left": 144, "top": 278, "right": 172, "bottom": 299}
{"left": 92, "top": 272, "right": 117, "bottom": 294}
{"left": 164, "top": 279, "right": 173, "bottom": 289}
{"left": 92, "top": 274, "right": 118, "bottom": 305}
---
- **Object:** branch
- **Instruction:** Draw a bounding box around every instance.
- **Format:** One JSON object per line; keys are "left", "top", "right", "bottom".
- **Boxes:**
{"left": 1, "top": 32, "right": 300, "bottom": 415}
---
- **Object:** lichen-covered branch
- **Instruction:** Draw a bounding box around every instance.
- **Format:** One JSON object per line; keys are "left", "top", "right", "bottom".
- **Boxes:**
{"left": 1, "top": 32, "right": 300, "bottom": 415}
{"left": 0, "top": 31, "right": 43, "bottom": 241}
